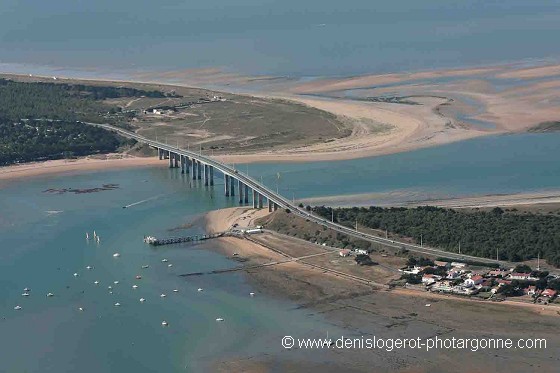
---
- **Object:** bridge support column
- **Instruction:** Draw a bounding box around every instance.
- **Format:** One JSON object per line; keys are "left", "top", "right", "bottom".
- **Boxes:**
{"left": 252, "top": 190, "right": 258, "bottom": 208}
{"left": 209, "top": 166, "right": 214, "bottom": 186}
{"left": 165, "top": 150, "right": 169, "bottom": 159}
{"left": 174, "top": 153, "right": 179, "bottom": 168}
{"left": 185, "top": 157, "right": 190, "bottom": 174}
{"left": 204, "top": 164, "right": 209, "bottom": 186}
{"left": 158, "top": 148, "right": 163, "bottom": 160}
{"left": 230, "top": 177, "right": 235, "bottom": 196}
{"left": 238, "top": 181, "right": 244, "bottom": 204}
{"left": 258, "top": 194, "right": 263, "bottom": 209}
{"left": 244, "top": 184, "right": 249, "bottom": 204}
{"left": 274, "top": 203, "right": 278, "bottom": 211}
{"left": 180, "top": 155, "right": 185, "bottom": 173}
{"left": 197, "top": 161, "right": 202, "bottom": 180}
{"left": 169, "top": 153, "right": 174, "bottom": 168}
{"left": 192, "top": 159, "right": 197, "bottom": 180}
{"left": 224, "top": 175, "right": 230, "bottom": 196}
{"left": 268, "top": 200, "right": 273, "bottom": 212}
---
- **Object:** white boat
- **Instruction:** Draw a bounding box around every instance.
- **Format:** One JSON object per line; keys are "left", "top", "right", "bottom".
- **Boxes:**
{"left": 47, "top": 292, "right": 54, "bottom": 297}
{"left": 108, "top": 286, "right": 112, "bottom": 290}
{"left": 93, "top": 230, "right": 97, "bottom": 238}
{"left": 216, "top": 318, "right": 224, "bottom": 322}
{"left": 14, "top": 305, "right": 22, "bottom": 310}
{"left": 109, "top": 291, "right": 113, "bottom": 294}
{"left": 73, "top": 273, "right": 79, "bottom": 277}
{"left": 167, "top": 264, "right": 173, "bottom": 268}
{"left": 78, "top": 307, "right": 84, "bottom": 312}
{"left": 22, "top": 293, "right": 30, "bottom": 297}
{"left": 173, "top": 289, "right": 179, "bottom": 293}
{"left": 23, "top": 287, "right": 31, "bottom": 292}
{"left": 162, "top": 259, "right": 168, "bottom": 263}
{"left": 139, "top": 298, "right": 146, "bottom": 302}
{"left": 96, "top": 236, "right": 100, "bottom": 243}
{"left": 141, "top": 265, "right": 149, "bottom": 269}
{"left": 161, "top": 321, "right": 169, "bottom": 327}
{"left": 160, "top": 293, "right": 167, "bottom": 298}
{"left": 113, "top": 253, "right": 120, "bottom": 258}
{"left": 86, "top": 266, "right": 93, "bottom": 270}
{"left": 132, "top": 285, "right": 138, "bottom": 289}
{"left": 197, "top": 288, "right": 203, "bottom": 292}
{"left": 113, "top": 281, "right": 119, "bottom": 285}
{"left": 249, "top": 292, "right": 255, "bottom": 297}
{"left": 114, "top": 302, "right": 121, "bottom": 307}
{"left": 94, "top": 281, "right": 99, "bottom": 285}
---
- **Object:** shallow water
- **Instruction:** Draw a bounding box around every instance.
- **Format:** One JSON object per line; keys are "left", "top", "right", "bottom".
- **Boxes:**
{"left": 0, "top": 167, "right": 344, "bottom": 372}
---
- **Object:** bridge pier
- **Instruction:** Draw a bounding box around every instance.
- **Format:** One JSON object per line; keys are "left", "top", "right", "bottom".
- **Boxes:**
{"left": 238, "top": 180, "right": 244, "bottom": 204}
{"left": 174, "top": 153, "right": 179, "bottom": 168}
{"left": 224, "top": 175, "right": 230, "bottom": 196}
{"left": 252, "top": 190, "right": 258, "bottom": 208}
{"left": 197, "top": 161, "right": 202, "bottom": 180}
{"left": 158, "top": 148, "right": 163, "bottom": 160}
{"left": 258, "top": 194, "right": 263, "bottom": 209}
{"left": 209, "top": 166, "right": 214, "bottom": 186}
{"left": 230, "top": 177, "right": 235, "bottom": 196}
{"left": 268, "top": 200, "right": 273, "bottom": 212}
{"left": 180, "top": 155, "right": 185, "bottom": 173}
{"left": 185, "top": 156, "right": 190, "bottom": 174}
{"left": 169, "top": 153, "right": 174, "bottom": 168}
{"left": 244, "top": 184, "right": 249, "bottom": 204}
{"left": 204, "top": 164, "right": 209, "bottom": 186}
{"left": 192, "top": 159, "right": 197, "bottom": 180}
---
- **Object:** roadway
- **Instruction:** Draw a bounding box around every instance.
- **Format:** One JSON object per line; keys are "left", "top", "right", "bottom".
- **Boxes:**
{"left": 88, "top": 122, "right": 505, "bottom": 267}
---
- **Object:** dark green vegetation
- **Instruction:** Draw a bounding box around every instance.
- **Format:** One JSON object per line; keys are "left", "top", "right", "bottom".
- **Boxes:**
{"left": 0, "top": 78, "right": 174, "bottom": 165}
{"left": 528, "top": 121, "right": 560, "bottom": 133}
{"left": 0, "top": 120, "right": 132, "bottom": 165}
{"left": 312, "top": 206, "right": 560, "bottom": 267}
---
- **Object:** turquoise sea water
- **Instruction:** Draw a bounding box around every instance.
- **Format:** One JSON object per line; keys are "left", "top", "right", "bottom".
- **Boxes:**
{"left": 0, "top": 0, "right": 559, "bottom": 77}
{"left": 248, "top": 133, "right": 560, "bottom": 204}
{"left": 0, "top": 168, "right": 343, "bottom": 372}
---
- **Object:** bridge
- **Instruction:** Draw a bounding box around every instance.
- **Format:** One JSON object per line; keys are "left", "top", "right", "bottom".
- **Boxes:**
{"left": 90, "top": 122, "right": 504, "bottom": 266}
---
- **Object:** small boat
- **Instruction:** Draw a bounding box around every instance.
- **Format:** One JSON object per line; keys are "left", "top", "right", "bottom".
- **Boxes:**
{"left": 96, "top": 236, "right": 100, "bottom": 243}
{"left": 114, "top": 303, "right": 121, "bottom": 307}
{"left": 73, "top": 273, "right": 79, "bottom": 277}
{"left": 47, "top": 292, "right": 54, "bottom": 297}
{"left": 167, "top": 264, "right": 173, "bottom": 268}
{"left": 139, "top": 298, "right": 146, "bottom": 303}
{"left": 135, "top": 275, "right": 142, "bottom": 279}
{"left": 173, "top": 289, "right": 179, "bottom": 293}
{"left": 78, "top": 307, "right": 84, "bottom": 312}
{"left": 108, "top": 286, "right": 112, "bottom": 290}
{"left": 94, "top": 281, "right": 99, "bottom": 285}
{"left": 160, "top": 293, "right": 167, "bottom": 298}
{"left": 216, "top": 318, "right": 224, "bottom": 322}
{"left": 141, "top": 265, "right": 149, "bottom": 269}
{"left": 93, "top": 230, "right": 97, "bottom": 238}
{"left": 162, "top": 259, "right": 169, "bottom": 263}
{"left": 86, "top": 232, "right": 90, "bottom": 240}
{"left": 113, "top": 281, "right": 119, "bottom": 285}
{"left": 113, "top": 253, "right": 120, "bottom": 258}
{"left": 86, "top": 266, "right": 93, "bottom": 270}
{"left": 197, "top": 288, "right": 203, "bottom": 292}
{"left": 249, "top": 292, "right": 255, "bottom": 297}
{"left": 22, "top": 293, "right": 30, "bottom": 297}
{"left": 109, "top": 291, "right": 113, "bottom": 294}
{"left": 23, "top": 287, "right": 31, "bottom": 292}
{"left": 14, "top": 305, "right": 22, "bottom": 310}
{"left": 161, "top": 321, "right": 169, "bottom": 327}
{"left": 132, "top": 285, "right": 138, "bottom": 289}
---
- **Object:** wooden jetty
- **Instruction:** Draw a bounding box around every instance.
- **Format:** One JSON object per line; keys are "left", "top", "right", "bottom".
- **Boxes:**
{"left": 144, "top": 232, "right": 226, "bottom": 246}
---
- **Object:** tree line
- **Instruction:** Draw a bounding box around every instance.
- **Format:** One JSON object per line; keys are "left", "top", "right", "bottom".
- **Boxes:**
{"left": 312, "top": 205, "right": 560, "bottom": 267}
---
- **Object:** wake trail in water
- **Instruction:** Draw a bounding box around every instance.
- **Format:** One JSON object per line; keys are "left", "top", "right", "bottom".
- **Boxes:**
{"left": 123, "top": 194, "right": 166, "bottom": 209}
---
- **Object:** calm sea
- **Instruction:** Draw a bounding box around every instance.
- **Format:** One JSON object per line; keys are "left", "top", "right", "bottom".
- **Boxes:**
{"left": 0, "top": 0, "right": 559, "bottom": 77}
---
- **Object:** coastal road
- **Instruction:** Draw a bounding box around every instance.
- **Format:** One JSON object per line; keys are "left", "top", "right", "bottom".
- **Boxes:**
{"left": 89, "top": 122, "right": 506, "bottom": 267}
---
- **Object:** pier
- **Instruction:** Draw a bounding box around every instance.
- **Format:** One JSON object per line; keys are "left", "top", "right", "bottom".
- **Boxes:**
{"left": 144, "top": 232, "right": 226, "bottom": 246}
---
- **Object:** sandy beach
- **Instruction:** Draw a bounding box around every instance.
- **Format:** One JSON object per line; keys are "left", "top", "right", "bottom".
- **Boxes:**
{"left": 0, "top": 154, "right": 162, "bottom": 187}
{"left": 202, "top": 207, "right": 560, "bottom": 373}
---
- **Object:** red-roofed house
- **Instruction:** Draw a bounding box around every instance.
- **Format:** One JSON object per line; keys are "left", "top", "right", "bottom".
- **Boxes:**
{"left": 464, "top": 275, "right": 484, "bottom": 287}
{"left": 541, "top": 289, "right": 558, "bottom": 298}
{"left": 524, "top": 285, "right": 538, "bottom": 297}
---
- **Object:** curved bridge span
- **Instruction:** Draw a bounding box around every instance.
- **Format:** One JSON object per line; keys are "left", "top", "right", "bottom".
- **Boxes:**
{"left": 90, "top": 122, "right": 503, "bottom": 265}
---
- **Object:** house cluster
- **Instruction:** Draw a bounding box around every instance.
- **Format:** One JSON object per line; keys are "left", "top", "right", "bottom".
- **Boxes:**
{"left": 400, "top": 261, "right": 559, "bottom": 302}
{"left": 339, "top": 248, "right": 369, "bottom": 257}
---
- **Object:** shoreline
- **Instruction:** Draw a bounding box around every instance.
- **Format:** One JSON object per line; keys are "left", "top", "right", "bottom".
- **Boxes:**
{"left": 0, "top": 155, "right": 162, "bottom": 186}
